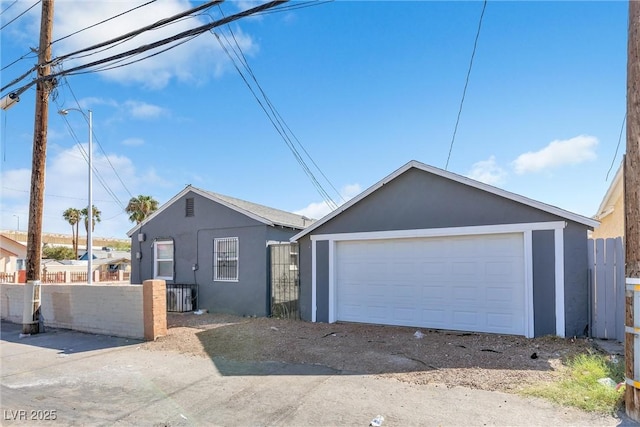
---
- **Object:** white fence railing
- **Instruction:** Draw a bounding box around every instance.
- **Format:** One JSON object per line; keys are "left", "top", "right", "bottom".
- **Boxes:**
{"left": 588, "top": 237, "right": 625, "bottom": 341}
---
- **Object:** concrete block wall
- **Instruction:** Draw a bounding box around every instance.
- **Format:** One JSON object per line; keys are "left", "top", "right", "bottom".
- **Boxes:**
{"left": 0, "top": 282, "right": 166, "bottom": 340}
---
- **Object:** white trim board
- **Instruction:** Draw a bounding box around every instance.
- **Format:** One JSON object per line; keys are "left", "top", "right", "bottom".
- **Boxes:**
{"left": 310, "top": 221, "right": 567, "bottom": 242}
{"left": 314, "top": 221, "right": 567, "bottom": 339}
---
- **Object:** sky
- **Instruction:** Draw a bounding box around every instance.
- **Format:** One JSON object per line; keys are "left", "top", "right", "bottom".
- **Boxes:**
{"left": 0, "top": 0, "right": 629, "bottom": 240}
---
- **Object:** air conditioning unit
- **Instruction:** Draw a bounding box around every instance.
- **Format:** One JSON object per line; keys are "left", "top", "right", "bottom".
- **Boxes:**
{"left": 167, "top": 289, "right": 178, "bottom": 311}
{"left": 166, "top": 287, "right": 193, "bottom": 312}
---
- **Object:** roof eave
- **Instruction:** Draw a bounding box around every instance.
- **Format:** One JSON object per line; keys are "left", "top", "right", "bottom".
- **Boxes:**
{"left": 291, "top": 160, "right": 599, "bottom": 241}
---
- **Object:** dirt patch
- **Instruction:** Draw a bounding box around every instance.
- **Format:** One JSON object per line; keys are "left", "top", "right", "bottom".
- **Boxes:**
{"left": 143, "top": 313, "right": 598, "bottom": 393}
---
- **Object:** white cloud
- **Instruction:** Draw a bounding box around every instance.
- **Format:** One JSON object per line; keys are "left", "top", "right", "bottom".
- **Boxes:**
{"left": 48, "top": 1, "right": 257, "bottom": 89}
{"left": 467, "top": 156, "right": 507, "bottom": 186}
{"left": 122, "top": 137, "right": 145, "bottom": 147}
{"left": 295, "top": 183, "right": 363, "bottom": 220}
{"left": 512, "top": 135, "right": 598, "bottom": 175}
{"left": 295, "top": 201, "right": 332, "bottom": 221}
{"left": 124, "top": 101, "right": 168, "bottom": 119}
{"left": 1, "top": 145, "right": 169, "bottom": 238}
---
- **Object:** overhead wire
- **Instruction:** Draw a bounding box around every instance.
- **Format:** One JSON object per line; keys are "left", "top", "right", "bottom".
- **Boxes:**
{"left": 215, "top": 6, "right": 342, "bottom": 206}
{"left": 55, "top": 97, "right": 127, "bottom": 210}
{"left": 52, "top": 0, "right": 158, "bottom": 44}
{"left": 213, "top": 29, "right": 337, "bottom": 210}
{"left": 605, "top": 114, "right": 627, "bottom": 181}
{"left": 445, "top": 0, "right": 488, "bottom": 171}
{"left": 2, "top": 0, "right": 158, "bottom": 74}
{"left": 2, "top": 0, "right": 220, "bottom": 92}
{"left": 2, "top": 1, "right": 288, "bottom": 98}
{"left": 64, "top": 78, "right": 134, "bottom": 200}
{"left": 0, "top": 0, "right": 40, "bottom": 30}
{"left": 0, "top": 0, "right": 19, "bottom": 16}
{"left": 47, "top": 0, "right": 224, "bottom": 67}
{"left": 224, "top": 7, "right": 342, "bottom": 204}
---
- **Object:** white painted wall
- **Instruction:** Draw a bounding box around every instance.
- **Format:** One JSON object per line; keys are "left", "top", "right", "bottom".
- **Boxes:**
{"left": 0, "top": 284, "right": 144, "bottom": 339}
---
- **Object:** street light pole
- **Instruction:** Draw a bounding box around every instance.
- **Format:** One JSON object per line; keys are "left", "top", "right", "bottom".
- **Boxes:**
{"left": 87, "top": 110, "right": 93, "bottom": 284}
{"left": 58, "top": 108, "right": 93, "bottom": 284}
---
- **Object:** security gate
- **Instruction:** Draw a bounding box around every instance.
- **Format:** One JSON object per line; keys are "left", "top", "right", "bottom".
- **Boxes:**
{"left": 269, "top": 242, "right": 300, "bottom": 319}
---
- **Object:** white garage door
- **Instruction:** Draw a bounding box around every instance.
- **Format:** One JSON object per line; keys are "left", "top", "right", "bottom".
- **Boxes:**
{"left": 336, "top": 233, "right": 526, "bottom": 335}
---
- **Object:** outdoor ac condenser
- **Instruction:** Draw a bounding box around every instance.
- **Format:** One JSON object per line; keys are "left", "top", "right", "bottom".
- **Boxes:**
{"left": 166, "top": 289, "right": 178, "bottom": 311}
{"left": 166, "top": 287, "right": 193, "bottom": 312}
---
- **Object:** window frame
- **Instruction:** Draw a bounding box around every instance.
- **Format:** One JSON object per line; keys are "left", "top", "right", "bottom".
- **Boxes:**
{"left": 213, "top": 237, "right": 239, "bottom": 282}
{"left": 153, "top": 239, "right": 174, "bottom": 280}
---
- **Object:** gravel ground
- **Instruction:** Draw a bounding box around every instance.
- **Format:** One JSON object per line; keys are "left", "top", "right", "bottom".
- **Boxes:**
{"left": 142, "top": 312, "right": 599, "bottom": 393}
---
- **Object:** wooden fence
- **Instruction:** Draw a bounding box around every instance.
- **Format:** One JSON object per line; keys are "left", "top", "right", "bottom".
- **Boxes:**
{"left": 588, "top": 237, "right": 625, "bottom": 341}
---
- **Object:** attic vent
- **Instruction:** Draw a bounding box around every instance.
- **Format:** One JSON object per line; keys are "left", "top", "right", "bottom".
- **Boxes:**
{"left": 186, "top": 197, "right": 194, "bottom": 217}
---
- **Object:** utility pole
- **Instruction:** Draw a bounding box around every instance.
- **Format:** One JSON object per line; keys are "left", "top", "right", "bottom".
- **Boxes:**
{"left": 23, "top": 0, "right": 55, "bottom": 335}
{"left": 626, "top": 0, "right": 640, "bottom": 421}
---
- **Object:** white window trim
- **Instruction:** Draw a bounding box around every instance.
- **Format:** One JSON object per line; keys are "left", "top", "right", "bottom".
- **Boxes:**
{"left": 214, "top": 237, "right": 239, "bottom": 282}
{"left": 153, "top": 239, "right": 174, "bottom": 280}
{"left": 310, "top": 221, "right": 567, "bottom": 338}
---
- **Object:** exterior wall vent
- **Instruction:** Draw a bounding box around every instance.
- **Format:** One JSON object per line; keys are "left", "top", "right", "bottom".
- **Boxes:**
{"left": 186, "top": 197, "right": 194, "bottom": 217}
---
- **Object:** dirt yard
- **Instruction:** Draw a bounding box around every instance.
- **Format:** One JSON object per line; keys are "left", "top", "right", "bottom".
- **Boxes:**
{"left": 143, "top": 312, "right": 600, "bottom": 393}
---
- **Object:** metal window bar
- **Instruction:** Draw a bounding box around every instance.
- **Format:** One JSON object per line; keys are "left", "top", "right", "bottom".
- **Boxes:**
{"left": 269, "top": 243, "right": 300, "bottom": 320}
{"left": 166, "top": 284, "right": 198, "bottom": 313}
{"left": 214, "top": 237, "right": 238, "bottom": 281}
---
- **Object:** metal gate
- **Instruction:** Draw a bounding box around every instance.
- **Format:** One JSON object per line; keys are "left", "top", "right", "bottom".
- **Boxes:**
{"left": 269, "top": 242, "right": 300, "bottom": 319}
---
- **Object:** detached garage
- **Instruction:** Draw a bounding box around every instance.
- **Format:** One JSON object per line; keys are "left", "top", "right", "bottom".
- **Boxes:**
{"left": 291, "top": 161, "right": 599, "bottom": 338}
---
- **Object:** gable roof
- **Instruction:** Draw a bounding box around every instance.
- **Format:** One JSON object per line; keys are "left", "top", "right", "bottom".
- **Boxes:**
{"left": 594, "top": 162, "right": 623, "bottom": 220}
{"left": 291, "top": 160, "right": 599, "bottom": 241}
{"left": 127, "top": 185, "right": 313, "bottom": 236}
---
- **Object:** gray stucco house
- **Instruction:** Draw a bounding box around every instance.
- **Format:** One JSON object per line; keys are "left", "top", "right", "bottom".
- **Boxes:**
{"left": 291, "top": 160, "right": 599, "bottom": 338}
{"left": 127, "top": 185, "right": 311, "bottom": 317}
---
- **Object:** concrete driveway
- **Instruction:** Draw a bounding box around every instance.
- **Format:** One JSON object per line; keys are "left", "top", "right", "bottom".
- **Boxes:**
{"left": 0, "top": 321, "right": 632, "bottom": 426}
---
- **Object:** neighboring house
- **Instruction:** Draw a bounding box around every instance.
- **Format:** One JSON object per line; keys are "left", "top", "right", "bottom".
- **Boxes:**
{"left": 592, "top": 163, "right": 624, "bottom": 239}
{"left": 0, "top": 235, "right": 26, "bottom": 273}
{"left": 291, "top": 160, "right": 599, "bottom": 339}
{"left": 127, "top": 185, "right": 312, "bottom": 317}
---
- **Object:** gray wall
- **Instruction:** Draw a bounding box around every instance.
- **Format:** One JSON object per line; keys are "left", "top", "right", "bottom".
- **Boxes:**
{"left": 130, "top": 191, "right": 299, "bottom": 317}
{"left": 297, "top": 167, "right": 591, "bottom": 336}
{"left": 532, "top": 230, "right": 555, "bottom": 336}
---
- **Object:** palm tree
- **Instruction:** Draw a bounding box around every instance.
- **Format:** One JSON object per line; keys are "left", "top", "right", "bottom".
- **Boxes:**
{"left": 126, "top": 195, "right": 159, "bottom": 224}
{"left": 62, "top": 208, "right": 81, "bottom": 259}
{"left": 81, "top": 205, "right": 101, "bottom": 252}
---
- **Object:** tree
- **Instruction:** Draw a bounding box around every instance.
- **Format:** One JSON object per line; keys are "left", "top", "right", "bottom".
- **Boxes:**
{"left": 62, "top": 207, "right": 81, "bottom": 259}
{"left": 81, "top": 205, "right": 101, "bottom": 250}
{"left": 126, "top": 195, "right": 159, "bottom": 224}
{"left": 42, "top": 245, "right": 76, "bottom": 261}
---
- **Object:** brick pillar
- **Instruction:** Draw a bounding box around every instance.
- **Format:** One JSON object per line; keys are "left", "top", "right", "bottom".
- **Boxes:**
{"left": 143, "top": 279, "right": 167, "bottom": 341}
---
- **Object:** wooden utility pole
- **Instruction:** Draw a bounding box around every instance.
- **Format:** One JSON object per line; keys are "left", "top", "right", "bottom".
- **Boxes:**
{"left": 626, "top": 0, "right": 640, "bottom": 421}
{"left": 23, "top": 0, "right": 54, "bottom": 335}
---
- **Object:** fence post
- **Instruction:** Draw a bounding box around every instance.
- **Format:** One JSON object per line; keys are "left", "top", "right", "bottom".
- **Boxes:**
{"left": 143, "top": 279, "right": 167, "bottom": 341}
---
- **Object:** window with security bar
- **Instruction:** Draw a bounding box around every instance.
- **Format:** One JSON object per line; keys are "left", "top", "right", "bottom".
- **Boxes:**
{"left": 214, "top": 237, "right": 238, "bottom": 281}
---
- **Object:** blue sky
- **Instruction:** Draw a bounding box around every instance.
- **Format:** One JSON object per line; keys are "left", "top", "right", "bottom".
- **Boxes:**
{"left": 0, "top": 1, "right": 628, "bottom": 239}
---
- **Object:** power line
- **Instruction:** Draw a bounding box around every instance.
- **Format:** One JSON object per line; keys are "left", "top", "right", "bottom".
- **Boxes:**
{"left": 55, "top": 98, "right": 126, "bottom": 210}
{"left": 2, "top": 0, "right": 158, "bottom": 74}
{"left": 48, "top": 0, "right": 224, "bottom": 68}
{"left": 2, "top": 186, "right": 121, "bottom": 204}
{"left": 64, "top": 78, "right": 134, "bottom": 200}
{"left": 445, "top": 0, "right": 488, "bottom": 171}
{"left": 0, "top": 0, "right": 40, "bottom": 30}
{"left": 52, "top": 0, "right": 158, "bottom": 44}
{"left": 213, "top": 28, "right": 338, "bottom": 210}
{"left": 3, "top": 1, "right": 289, "bottom": 98}
{"left": 606, "top": 113, "right": 626, "bottom": 181}
{"left": 0, "top": 0, "right": 19, "bottom": 16}
{"left": 215, "top": 7, "right": 342, "bottom": 206}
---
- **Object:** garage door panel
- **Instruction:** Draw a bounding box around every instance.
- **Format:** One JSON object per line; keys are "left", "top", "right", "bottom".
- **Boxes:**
{"left": 336, "top": 233, "right": 526, "bottom": 335}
